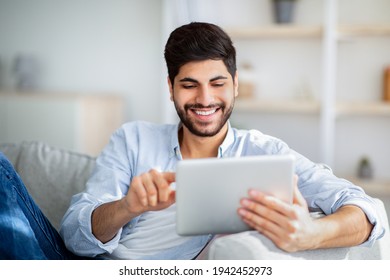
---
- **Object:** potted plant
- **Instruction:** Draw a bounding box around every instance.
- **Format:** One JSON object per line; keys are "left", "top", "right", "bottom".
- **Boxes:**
{"left": 357, "top": 157, "right": 374, "bottom": 179}
{"left": 271, "top": 0, "right": 298, "bottom": 24}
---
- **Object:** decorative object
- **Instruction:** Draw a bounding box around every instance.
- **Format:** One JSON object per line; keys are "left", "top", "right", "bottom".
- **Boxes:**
{"left": 238, "top": 62, "right": 255, "bottom": 99}
{"left": 384, "top": 66, "right": 390, "bottom": 102}
{"left": 13, "top": 54, "right": 39, "bottom": 90}
{"left": 271, "top": 0, "right": 298, "bottom": 24}
{"left": 357, "top": 157, "right": 373, "bottom": 179}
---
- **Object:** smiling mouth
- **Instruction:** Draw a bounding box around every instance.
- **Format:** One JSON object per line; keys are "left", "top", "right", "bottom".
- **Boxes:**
{"left": 194, "top": 108, "right": 218, "bottom": 116}
{"left": 185, "top": 103, "right": 224, "bottom": 119}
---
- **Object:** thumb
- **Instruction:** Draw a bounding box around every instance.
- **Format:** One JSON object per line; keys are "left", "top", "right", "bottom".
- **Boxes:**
{"left": 169, "top": 190, "right": 176, "bottom": 203}
{"left": 292, "top": 175, "right": 307, "bottom": 207}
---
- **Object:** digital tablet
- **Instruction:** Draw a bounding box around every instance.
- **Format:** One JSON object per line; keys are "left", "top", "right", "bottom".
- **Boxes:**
{"left": 175, "top": 155, "right": 295, "bottom": 236}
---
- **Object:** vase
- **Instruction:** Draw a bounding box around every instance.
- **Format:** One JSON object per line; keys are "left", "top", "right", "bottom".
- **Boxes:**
{"left": 357, "top": 157, "right": 373, "bottom": 180}
{"left": 272, "top": 0, "right": 296, "bottom": 24}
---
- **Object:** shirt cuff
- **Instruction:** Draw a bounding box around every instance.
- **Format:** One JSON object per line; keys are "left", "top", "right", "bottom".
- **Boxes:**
{"left": 342, "top": 199, "right": 386, "bottom": 247}
{"left": 79, "top": 202, "right": 123, "bottom": 254}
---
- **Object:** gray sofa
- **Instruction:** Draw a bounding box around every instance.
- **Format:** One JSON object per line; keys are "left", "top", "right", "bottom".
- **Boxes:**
{"left": 1, "top": 141, "right": 389, "bottom": 260}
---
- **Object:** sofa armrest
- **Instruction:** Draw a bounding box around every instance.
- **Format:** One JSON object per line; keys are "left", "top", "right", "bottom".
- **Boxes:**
{"left": 0, "top": 142, "right": 22, "bottom": 166}
{"left": 1, "top": 141, "right": 96, "bottom": 230}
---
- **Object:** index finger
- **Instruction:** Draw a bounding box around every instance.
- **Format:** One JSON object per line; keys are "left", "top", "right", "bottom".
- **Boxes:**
{"left": 162, "top": 172, "right": 176, "bottom": 183}
{"left": 248, "top": 189, "right": 296, "bottom": 219}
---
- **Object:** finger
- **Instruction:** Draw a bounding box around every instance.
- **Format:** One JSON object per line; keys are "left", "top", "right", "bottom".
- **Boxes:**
{"left": 238, "top": 208, "right": 286, "bottom": 238}
{"left": 159, "top": 172, "right": 176, "bottom": 202}
{"left": 140, "top": 172, "right": 158, "bottom": 207}
{"left": 240, "top": 209, "right": 296, "bottom": 250}
{"left": 131, "top": 176, "right": 148, "bottom": 207}
{"left": 150, "top": 170, "right": 173, "bottom": 203}
{"left": 239, "top": 199, "right": 295, "bottom": 232}
{"left": 157, "top": 190, "right": 176, "bottom": 208}
{"left": 240, "top": 198, "right": 285, "bottom": 224}
{"left": 167, "top": 189, "right": 176, "bottom": 205}
{"left": 248, "top": 189, "right": 296, "bottom": 219}
{"left": 162, "top": 172, "right": 176, "bottom": 183}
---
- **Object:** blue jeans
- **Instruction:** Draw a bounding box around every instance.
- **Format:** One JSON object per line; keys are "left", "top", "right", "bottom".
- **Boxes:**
{"left": 0, "top": 152, "right": 81, "bottom": 259}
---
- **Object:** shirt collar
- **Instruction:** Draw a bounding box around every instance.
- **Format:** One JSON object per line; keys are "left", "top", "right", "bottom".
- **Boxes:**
{"left": 218, "top": 121, "right": 235, "bottom": 158}
{"left": 170, "top": 123, "right": 182, "bottom": 159}
{"left": 170, "top": 121, "right": 235, "bottom": 160}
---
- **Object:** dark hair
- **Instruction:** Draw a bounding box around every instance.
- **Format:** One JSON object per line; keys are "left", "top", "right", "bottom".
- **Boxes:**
{"left": 164, "top": 22, "right": 236, "bottom": 84}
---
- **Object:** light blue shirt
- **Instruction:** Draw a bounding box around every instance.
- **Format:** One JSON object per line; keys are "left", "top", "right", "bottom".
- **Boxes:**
{"left": 60, "top": 121, "right": 385, "bottom": 259}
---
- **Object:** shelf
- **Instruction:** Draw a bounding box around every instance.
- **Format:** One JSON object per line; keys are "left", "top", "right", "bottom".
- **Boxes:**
{"left": 344, "top": 176, "right": 390, "bottom": 196}
{"left": 335, "top": 102, "right": 390, "bottom": 117}
{"left": 338, "top": 24, "right": 390, "bottom": 38}
{"left": 234, "top": 99, "right": 320, "bottom": 114}
{"left": 219, "top": 1, "right": 390, "bottom": 176}
{"left": 227, "top": 24, "right": 390, "bottom": 40}
{"left": 0, "top": 92, "right": 124, "bottom": 156}
{"left": 234, "top": 99, "right": 390, "bottom": 117}
{"left": 227, "top": 25, "right": 323, "bottom": 39}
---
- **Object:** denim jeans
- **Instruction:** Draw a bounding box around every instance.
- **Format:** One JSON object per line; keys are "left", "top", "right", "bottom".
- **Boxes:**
{"left": 0, "top": 151, "right": 80, "bottom": 259}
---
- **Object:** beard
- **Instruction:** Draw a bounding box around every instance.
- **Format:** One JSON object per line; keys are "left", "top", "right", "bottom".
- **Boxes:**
{"left": 174, "top": 99, "right": 234, "bottom": 137}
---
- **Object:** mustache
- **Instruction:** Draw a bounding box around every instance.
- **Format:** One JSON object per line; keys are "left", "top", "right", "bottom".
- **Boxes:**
{"left": 184, "top": 103, "right": 225, "bottom": 110}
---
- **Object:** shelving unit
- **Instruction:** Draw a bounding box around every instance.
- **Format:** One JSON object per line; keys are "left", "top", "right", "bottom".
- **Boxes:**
{"left": 227, "top": 0, "right": 390, "bottom": 183}
{"left": 0, "top": 92, "right": 124, "bottom": 156}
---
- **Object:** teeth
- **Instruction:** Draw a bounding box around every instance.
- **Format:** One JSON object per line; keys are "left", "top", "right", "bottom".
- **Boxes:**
{"left": 195, "top": 109, "right": 216, "bottom": 116}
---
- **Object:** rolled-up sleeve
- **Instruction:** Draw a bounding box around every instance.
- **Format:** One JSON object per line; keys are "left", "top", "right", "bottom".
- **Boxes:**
{"left": 59, "top": 125, "right": 134, "bottom": 257}
{"left": 238, "top": 129, "right": 386, "bottom": 248}
{"left": 292, "top": 151, "right": 385, "bottom": 247}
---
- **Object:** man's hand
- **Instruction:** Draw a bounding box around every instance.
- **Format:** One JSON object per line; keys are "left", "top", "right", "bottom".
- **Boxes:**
{"left": 92, "top": 169, "right": 175, "bottom": 243}
{"left": 237, "top": 175, "right": 320, "bottom": 252}
{"left": 123, "top": 169, "right": 176, "bottom": 216}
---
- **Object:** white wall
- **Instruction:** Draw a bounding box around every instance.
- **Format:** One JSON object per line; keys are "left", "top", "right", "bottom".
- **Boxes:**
{"left": 0, "top": 0, "right": 165, "bottom": 123}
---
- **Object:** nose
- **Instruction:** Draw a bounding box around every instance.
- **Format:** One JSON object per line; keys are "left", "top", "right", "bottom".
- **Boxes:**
{"left": 195, "top": 85, "right": 214, "bottom": 106}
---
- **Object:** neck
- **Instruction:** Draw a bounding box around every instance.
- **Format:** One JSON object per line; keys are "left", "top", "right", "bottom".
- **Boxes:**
{"left": 179, "top": 124, "right": 228, "bottom": 159}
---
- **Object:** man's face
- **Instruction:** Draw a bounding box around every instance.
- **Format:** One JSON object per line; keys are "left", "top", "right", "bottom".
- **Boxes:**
{"left": 169, "top": 59, "right": 238, "bottom": 137}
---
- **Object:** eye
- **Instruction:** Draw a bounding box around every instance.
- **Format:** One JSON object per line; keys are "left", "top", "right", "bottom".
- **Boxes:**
{"left": 182, "top": 84, "right": 196, "bottom": 89}
{"left": 212, "top": 83, "right": 225, "bottom": 87}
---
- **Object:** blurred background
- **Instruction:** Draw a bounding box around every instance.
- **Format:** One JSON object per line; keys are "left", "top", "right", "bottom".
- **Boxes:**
{"left": 0, "top": 0, "right": 389, "bottom": 210}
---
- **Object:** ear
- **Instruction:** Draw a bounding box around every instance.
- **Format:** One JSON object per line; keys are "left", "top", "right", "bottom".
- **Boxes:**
{"left": 167, "top": 76, "right": 173, "bottom": 101}
{"left": 234, "top": 71, "right": 239, "bottom": 98}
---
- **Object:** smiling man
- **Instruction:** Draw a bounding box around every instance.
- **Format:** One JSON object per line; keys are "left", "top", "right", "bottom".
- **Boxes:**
{"left": 59, "top": 22, "right": 384, "bottom": 259}
{"left": 170, "top": 60, "right": 237, "bottom": 158}
{"left": 0, "top": 22, "right": 384, "bottom": 260}
{"left": 171, "top": 61, "right": 236, "bottom": 139}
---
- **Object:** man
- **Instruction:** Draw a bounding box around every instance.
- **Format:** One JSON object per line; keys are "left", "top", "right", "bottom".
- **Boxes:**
{"left": 0, "top": 22, "right": 385, "bottom": 259}
{"left": 60, "top": 22, "right": 384, "bottom": 259}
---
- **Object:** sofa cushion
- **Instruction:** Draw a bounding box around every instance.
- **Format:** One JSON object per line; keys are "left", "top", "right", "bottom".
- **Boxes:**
{"left": 207, "top": 231, "right": 349, "bottom": 260}
{"left": 0, "top": 141, "right": 96, "bottom": 230}
{"left": 207, "top": 199, "right": 390, "bottom": 260}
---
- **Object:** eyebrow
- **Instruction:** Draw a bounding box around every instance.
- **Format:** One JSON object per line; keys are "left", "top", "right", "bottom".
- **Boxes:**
{"left": 179, "top": 75, "right": 228, "bottom": 83}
